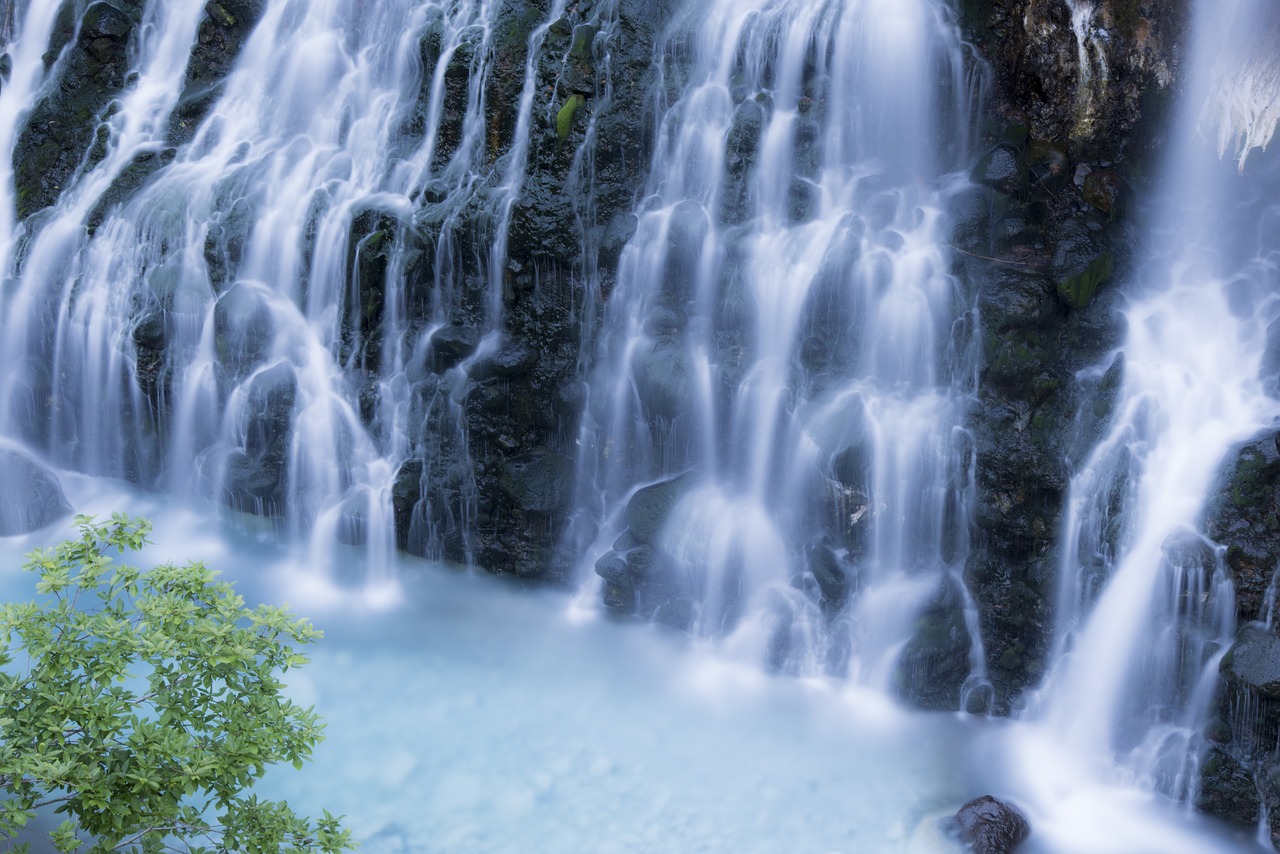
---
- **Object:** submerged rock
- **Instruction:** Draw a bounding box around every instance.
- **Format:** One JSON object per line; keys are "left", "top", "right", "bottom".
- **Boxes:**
{"left": 625, "top": 471, "right": 697, "bottom": 545}
{"left": 945, "top": 795, "right": 1031, "bottom": 854}
{"left": 220, "top": 362, "right": 297, "bottom": 515}
{"left": 0, "top": 448, "right": 73, "bottom": 536}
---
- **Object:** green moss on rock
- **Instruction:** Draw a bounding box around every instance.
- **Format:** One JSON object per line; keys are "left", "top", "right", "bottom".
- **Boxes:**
{"left": 556, "top": 93, "right": 586, "bottom": 142}
{"left": 1056, "top": 252, "right": 1113, "bottom": 309}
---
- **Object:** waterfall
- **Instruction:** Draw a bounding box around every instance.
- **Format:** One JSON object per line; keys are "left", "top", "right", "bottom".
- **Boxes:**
{"left": 1, "top": 0, "right": 993, "bottom": 700}
{"left": 1021, "top": 0, "right": 1280, "bottom": 820}
{"left": 577, "top": 0, "right": 988, "bottom": 703}
{"left": 0, "top": 0, "right": 620, "bottom": 591}
{"left": 4, "top": 0, "right": 1280, "bottom": 850}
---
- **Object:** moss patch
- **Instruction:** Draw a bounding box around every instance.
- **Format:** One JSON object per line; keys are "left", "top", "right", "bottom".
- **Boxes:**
{"left": 556, "top": 93, "right": 586, "bottom": 143}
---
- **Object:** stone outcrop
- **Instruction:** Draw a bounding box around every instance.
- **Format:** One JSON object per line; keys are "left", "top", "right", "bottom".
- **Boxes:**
{"left": 945, "top": 795, "right": 1031, "bottom": 854}
{"left": 1199, "top": 433, "right": 1280, "bottom": 842}
{"left": 15, "top": 1, "right": 139, "bottom": 219}
{"left": 958, "top": 0, "right": 1188, "bottom": 162}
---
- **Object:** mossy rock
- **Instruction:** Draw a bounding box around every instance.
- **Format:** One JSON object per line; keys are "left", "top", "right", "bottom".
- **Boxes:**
{"left": 1056, "top": 252, "right": 1112, "bottom": 309}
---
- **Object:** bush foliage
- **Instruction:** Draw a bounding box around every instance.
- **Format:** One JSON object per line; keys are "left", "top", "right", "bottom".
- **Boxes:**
{"left": 0, "top": 514, "right": 352, "bottom": 854}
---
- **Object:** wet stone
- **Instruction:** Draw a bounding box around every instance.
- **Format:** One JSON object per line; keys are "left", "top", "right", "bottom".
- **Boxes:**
{"left": 945, "top": 795, "right": 1030, "bottom": 854}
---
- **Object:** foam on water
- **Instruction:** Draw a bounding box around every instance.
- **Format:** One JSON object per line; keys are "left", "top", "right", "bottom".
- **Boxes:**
{"left": 0, "top": 478, "right": 1260, "bottom": 853}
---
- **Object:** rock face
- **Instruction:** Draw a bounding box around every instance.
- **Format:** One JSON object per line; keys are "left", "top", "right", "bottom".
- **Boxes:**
{"left": 957, "top": 134, "right": 1130, "bottom": 712}
{"left": 946, "top": 795, "right": 1031, "bottom": 854}
{"left": 15, "top": 1, "right": 138, "bottom": 219}
{"left": 1197, "top": 430, "right": 1280, "bottom": 840}
{"left": 958, "top": 0, "right": 1187, "bottom": 161}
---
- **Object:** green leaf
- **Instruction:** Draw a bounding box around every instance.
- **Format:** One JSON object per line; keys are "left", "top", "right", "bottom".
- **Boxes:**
{"left": 0, "top": 515, "right": 351, "bottom": 853}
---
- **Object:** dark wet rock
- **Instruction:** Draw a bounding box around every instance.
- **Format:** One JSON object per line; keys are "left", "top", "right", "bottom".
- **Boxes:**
{"left": 594, "top": 550, "right": 631, "bottom": 587}
{"left": 945, "top": 795, "right": 1031, "bottom": 854}
{"left": 597, "top": 542, "right": 691, "bottom": 629}
{"left": 169, "top": 1, "right": 266, "bottom": 144}
{"left": 950, "top": 185, "right": 997, "bottom": 254}
{"left": 1055, "top": 251, "right": 1112, "bottom": 309}
{"left": 960, "top": 0, "right": 1187, "bottom": 162}
{"left": 220, "top": 362, "right": 296, "bottom": 515}
{"left": 500, "top": 452, "right": 576, "bottom": 515}
{"left": 1196, "top": 748, "right": 1261, "bottom": 827}
{"left": 0, "top": 448, "right": 73, "bottom": 536}
{"left": 1071, "top": 352, "right": 1124, "bottom": 454}
{"left": 895, "top": 575, "right": 975, "bottom": 711}
{"left": 972, "top": 145, "right": 1026, "bottom": 195}
{"left": 472, "top": 343, "right": 540, "bottom": 380}
{"left": 15, "top": 1, "right": 138, "bottom": 218}
{"left": 964, "top": 215, "right": 1125, "bottom": 711}
{"left": 1050, "top": 219, "right": 1111, "bottom": 309}
{"left": 214, "top": 282, "right": 274, "bottom": 375}
{"left": 1205, "top": 431, "right": 1280, "bottom": 623}
{"left": 1081, "top": 168, "right": 1126, "bottom": 216}
{"left": 429, "top": 325, "right": 480, "bottom": 372}
{"left": 555, "top": 380, "right": 588, "bottom": 415}
{"left": 1200, "top": 623, "right": 1280, "bottom": 836}
{"left": 625, "top": 471, "right": 697, "bottom": 545}
{"left": 805, "top": 540, "right": 852, "bottom": 611}
{"left": 1024, "top": 139, "right": 1071, "bottom": 193}
{"left": 977, "top": 267, "right": 1056, "bottom": 334}
{"left": 1221, "top": 624, "right": 1280, "bottom": 701}
{"left": 391, "top": 459, "right": 425, "bottom": 552}
{"left": 631, "top": 339, "right": 696, "bottom": 419}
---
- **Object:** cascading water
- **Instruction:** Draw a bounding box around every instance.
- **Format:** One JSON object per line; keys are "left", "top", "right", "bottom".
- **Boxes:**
{"left": 2, "top": 0, "right": 1279, "bottom": 851}
{"left": 578, "top": 0, "right": 989, "bottom": 703}
{"left": 1013, "top": 0, "right": 1280, "bottom": 842}
{"left": 0, "top": 0, "right": 616, "bottom": 588}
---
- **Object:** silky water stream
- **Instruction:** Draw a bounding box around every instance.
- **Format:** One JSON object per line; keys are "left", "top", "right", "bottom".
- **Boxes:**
{"left": 0, "top": 0, "right": 1276, "bottom": 851}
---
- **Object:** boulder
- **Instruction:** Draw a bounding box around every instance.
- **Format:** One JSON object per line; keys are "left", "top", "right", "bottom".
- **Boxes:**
{"left": 894, "top": 575, "right": 974, "bottom": 711}
{"left": 1196, "top": 748, "right": 1260, "bottom": 827}
{"left": 429, "top": 325, "right": 479, "bottom": 372}
{"left": 624, "top": 471, "right": 696, "bottom": 545}
{"left": 630, "top": 339, "right": 696, "bottom": 419}
{"left": 221, "top": 363, "right": 296, "bottom": 514}
{"left": 1204, "top": 431, "right": 1280, "bottom": 623}
{"left": 213, "top": 282, "right": 274, "bottom": 374}
{"left": 1220, "top": 624, "right": 1280, "bottom": 701}
{"left": 0, "top": 448, "right": 73, "bottom": 536}
{"left": 805, "top": 540, "right": 853, "bottom": 611}
{"left": 946, "top": 795, "right": 1030, "bottom": 854}
{"left": 471, "top": 342, "right": 539, "bottom": 379}
{"left": 971, "top": 145, "right": 1026, "bottom": 195}
{"left": 1081, "top": 168, "right": 1126, "bottom": 216}
{"left": 499, "top": 452, "right": 575, "bottom": 515}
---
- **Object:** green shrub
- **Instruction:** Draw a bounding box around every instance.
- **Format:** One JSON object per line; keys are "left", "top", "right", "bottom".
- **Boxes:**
{"left": 0, "top": 514, "right": 352, "bottom": 854}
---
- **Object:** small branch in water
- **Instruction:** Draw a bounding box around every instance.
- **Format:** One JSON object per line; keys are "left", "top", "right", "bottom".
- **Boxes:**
{"left": 945, "top": 244, "right": 1040, "bottom": 268}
